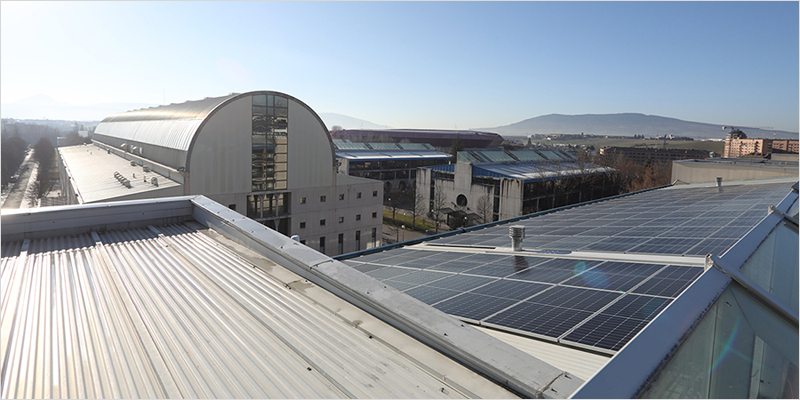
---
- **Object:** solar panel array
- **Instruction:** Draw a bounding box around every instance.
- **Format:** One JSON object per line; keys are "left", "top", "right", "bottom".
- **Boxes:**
{"left": 430, "top": 183, "right": 789, "bottom": 256}
{"left": 342, "top": 182, "right": 793, "bottom": 354}
{"left": 343, "top": 250, "right": 702, "bottom": 353}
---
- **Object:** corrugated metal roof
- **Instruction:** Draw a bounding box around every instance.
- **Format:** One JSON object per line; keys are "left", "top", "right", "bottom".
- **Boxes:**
{"left": 59, "top": 145, "right": 181, "bottom": 203}
{"left": 94, "top": 119, "right": 203, "bottom": 152}
{"left": 1, "top": 222, "right": 480, "bottom": 399}
{"left": 93, "top": 94, "right": 238, "bottom": 153}
{"left": 336, "top": 150, "right": 450, "bottom": 161}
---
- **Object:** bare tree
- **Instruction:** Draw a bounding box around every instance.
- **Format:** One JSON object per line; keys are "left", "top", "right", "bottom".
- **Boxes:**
{"left": 476, "top": 194, "right": 493, "bottom": 225}
{"left": 409, "top": 188, "right": 426, "bottom": 230}
{"left": 430, "top": 188, "right": 447, "bottom": 234}
{"left": 385, "top": 190, "right": 403, "bottom": 225}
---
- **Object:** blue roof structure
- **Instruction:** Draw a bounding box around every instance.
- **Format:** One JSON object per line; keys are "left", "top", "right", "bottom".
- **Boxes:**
{"left": 434, "top": 149, "right": 607, "bottom": 183}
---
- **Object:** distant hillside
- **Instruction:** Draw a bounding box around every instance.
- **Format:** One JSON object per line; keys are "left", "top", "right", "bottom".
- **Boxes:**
{"left": 1, "top": 94, "right": 156, "bottom": 121}
{"left": 481, "top": 113, "right": 798, "bottom": 140}
{"left": 318, "top": 113, "right": 392, "bottom": 131}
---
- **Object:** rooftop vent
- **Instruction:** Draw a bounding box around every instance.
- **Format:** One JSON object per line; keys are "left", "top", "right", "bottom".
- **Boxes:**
{"left": 143, "top": 166, "right": 150, "bottom": 173}
{"left": 716, "top": 176, "right": 723, "bottom": 187}
{"left": 114, "top": 171, "right": 132, "bottom": 188}
{"left": 509, "top": 225, "right": 526, "bottom": 251}
{"left": 150, "top": 177, "right": 158, "bottom": 187}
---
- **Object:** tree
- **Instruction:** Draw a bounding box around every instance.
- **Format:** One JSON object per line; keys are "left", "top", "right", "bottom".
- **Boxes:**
{"left": 330, "top": 125, "right": 343, "bottom": 132}
{"left": 449, "top": 134, "right": 464, "bottom": 161}
{"left": 430, "top": 188, "right": 447, "bottom": 233}
{"left": 476, "top": 194, "right": 493, "bottom": 225}
{"left": 409, "top": 188, "right": 426, "bottom": 230}
{"left": 1, "top": 136, "right": 28, "bottom": 186}
{"left": 385, "top": 190, "right": 404, "bottom": 225}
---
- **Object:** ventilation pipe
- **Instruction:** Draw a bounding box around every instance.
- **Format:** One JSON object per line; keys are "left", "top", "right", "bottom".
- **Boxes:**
{"left": 509, "top": 225, "right": 526, "bottom": 251}
{"left": 716, "top": 176, "right": 723, "bottom": 187}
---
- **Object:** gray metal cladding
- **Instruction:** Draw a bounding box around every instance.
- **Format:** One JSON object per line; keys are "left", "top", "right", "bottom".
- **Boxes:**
{"left": 1, "top": 223, "right": 469, "bottom": 399}
{"left": 94, "top": 119, "right": 203, "bottom": 152}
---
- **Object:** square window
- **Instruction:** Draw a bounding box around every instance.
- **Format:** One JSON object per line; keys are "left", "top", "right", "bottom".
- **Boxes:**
{"left": 300, "top": 240, "right": 306, "bottom": 245}
{"left": 373, "top": 190, "right": 378, "bottom": 197}
{"left": 357, "top": 192, "right": 362, "bottom": 199}
{"left": 228, "top": 204, "right": 236, "bottom": 211}
{"left": 320, "top": 195, "right": 326, "bottom": 202}
{"left": 300, "top": 197, "right": 306, "bottom": 204}
{"left": 356, "top": 214, "right": 361, "bottom": 221}
{"left": 320, "top": 219, "right": 326, "bottom": 226}
{"left": 339, "top": 216, "right": 344, "bottom": 223}
{"left": 300, "top": 222, "right": 306, "bottom": 229}
{"left": 339, "top": 194, "right": 345, "bottom": 201}
{"left": 372, "top": 212, "right": 377, "bottom": 218}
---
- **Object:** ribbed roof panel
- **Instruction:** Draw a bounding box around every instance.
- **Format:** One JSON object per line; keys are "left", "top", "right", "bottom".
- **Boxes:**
{"left": 94, "top": 119, "right": 203, "bottom": 152}
{"left": 1, "top": 223, "right": 470, "bottom": 399}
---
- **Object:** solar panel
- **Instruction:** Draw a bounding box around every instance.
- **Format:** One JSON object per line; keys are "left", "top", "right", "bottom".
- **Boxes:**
{"left": 426, "top": 274, "right": 496, "bottom": 292}
{"left": 365, "top": 266, "right": 414, "bottom": 280}
{"left": 381, "top": 280, "right": 421, "bottom": 292}
{"left": 632, "top": 265, "right": 702, "bottom": 297}
{"left": 470, "top": 279, "right": 553, "bottom": 301}
{"left": 561, "top": 262, "right": 664, "bottom": 292}
{"left": 390, "top": 270, "right": 452, "bottom": 285}
{"left": 627, "top": 237, "right": 701, "bottom": 255}
{"left": 403, "top": 285, "right": 462, "bottom": 305}
{"left": 580, "top": 236, "right": 650, "bottom": 252}
{"left": 561, "top": 294, "right": 671, "bottom": 351}
{"left": 484, "top": 302, "right": 595, "bottom": 339}
{"left": 685, "top": 238, "right": 739, "bottom": 256}
{"left": 433, "top": 292, "right": 519, "bottom": 321}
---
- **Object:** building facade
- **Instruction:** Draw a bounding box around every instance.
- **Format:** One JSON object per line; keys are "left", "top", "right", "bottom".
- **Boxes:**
{"left": 330, "top": 128, "right": 504, "bottom": 150}
{"left": 722, "top": 129, "right": 799, "bottom": 158}
{"left": 417, "top": 149, "right": 615, "bottom": 225}
{"left": 333, "top": 139, "right": 450, "bottom": 193}
{"left": 59, "top": 91, "right": 383, "bottom": 255}
{"left": 599, "top": 146, "right": 709, "bottom": 164}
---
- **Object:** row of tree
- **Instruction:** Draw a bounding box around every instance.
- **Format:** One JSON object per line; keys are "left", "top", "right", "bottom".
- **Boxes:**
{"left": 1, "top": 137, "right": 29, "bottom": 187}
{"left": 27, "top": 138, "right": 57, "bottom": 204}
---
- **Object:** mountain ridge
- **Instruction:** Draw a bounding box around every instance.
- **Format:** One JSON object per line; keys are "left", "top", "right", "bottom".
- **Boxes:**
{"left": 478, "top": 113, "right": 798, "bottom": 139}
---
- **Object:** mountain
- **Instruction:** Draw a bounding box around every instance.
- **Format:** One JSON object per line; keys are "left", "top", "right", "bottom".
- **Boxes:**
{"left": 480, "top": 113, "right": 798, "bottom": 140}
{"left": 1, "top": 94, "right": 156, "bottom": 121}
{"left": 318, "top": 112, "right": 392, "bottom": 131}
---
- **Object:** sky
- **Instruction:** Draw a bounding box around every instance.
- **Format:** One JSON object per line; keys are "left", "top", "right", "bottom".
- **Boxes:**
{"left": 1, "top": 1, "right": 798, "bottom": 132}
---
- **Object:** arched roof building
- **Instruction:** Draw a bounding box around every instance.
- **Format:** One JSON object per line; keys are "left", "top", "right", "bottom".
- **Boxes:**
{"left": 60, "top": 91, "right": 383, "bottom": 256}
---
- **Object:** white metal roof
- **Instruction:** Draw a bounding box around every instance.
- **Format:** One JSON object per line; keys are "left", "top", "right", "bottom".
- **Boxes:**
{"left": 59, "top": 145, "right": 181, "bottom": 203}
{"left": 0, "top": 220, "right": 515, "bottom": 399}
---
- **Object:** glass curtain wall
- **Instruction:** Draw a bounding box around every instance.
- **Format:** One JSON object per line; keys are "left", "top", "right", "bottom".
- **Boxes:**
{"left": 252, "top": 94, "right": 288, "bottom": 192}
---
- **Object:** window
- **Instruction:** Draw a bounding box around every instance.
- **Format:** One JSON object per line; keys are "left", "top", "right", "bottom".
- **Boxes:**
{"left": 339, "top": 194, "right": 345, "bottom": 200}
{"left": 300, "top": 197, "right": 306, "bottom": 204}
{"left": 300, "top": 240, "right": 306, "bottom": 245}
{"left": 355, "top": 230, "right": 361, "bottom": 251}
{"left": 320, "top": 195, "right": 326, "bottom": 202}
{"left": 228, "top": 204, "right": 236, "bottom": 210}
{"left": 319, "top": 237, "right": 325, "bottom": 254}
{"left": 338, "top": 233, "right": 344, "bottom": 255}
{"left": 372, "top": 212, "right": 377, "bottom": 218}
{"left": 356, "top": 214, "right": 361, "bottom": 221}
{"left": 338, "top": 216, "right": 344, "bottom": 223}
{"left": 320, "top": 219, "right": 326, "bottom": 226}
{"left": 373, "top": 190, "right": 378, "bottom": 197}
{"left": 299, "top": 222, "right": 306, "bottom": 229}
{"left": 372, "top": 228, "right": 377, "bottom": 247}
{"left": 357, "top": 192, "right": 362, "bottom": 199}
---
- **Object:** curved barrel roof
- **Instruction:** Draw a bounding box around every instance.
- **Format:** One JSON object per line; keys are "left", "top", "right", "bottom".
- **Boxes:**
{"left": 95, "top": 93, "right": 239, "bottom": 152}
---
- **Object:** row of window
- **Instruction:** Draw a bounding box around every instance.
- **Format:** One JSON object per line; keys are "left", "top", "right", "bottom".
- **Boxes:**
{"left": 311, "top": 228, "right": 378, "bottom": 255}
{"left": 298, "top": 212, "right": 378, "bottom": 229}
{"left": 299, "top": 190, "right": 379, "bottom": 204}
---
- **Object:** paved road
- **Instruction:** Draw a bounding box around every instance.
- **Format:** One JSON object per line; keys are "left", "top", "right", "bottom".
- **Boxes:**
{"left": 1, "top": 152, "right": 36, "bottom": 209}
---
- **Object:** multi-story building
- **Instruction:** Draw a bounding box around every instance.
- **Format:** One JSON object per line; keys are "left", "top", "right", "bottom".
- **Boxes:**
{"left": 722, "top": 128, "right": 799, "bottom": 158}
{"left": 599, "top": 146, "right": 709, "bottom": 164}
{"left": 417, "top": 149, "right": 614, "bottom": 225}
{"left": 330, "top": 128, "right": 504, "bottom": 150}
{"left": 333, "top": 139, "right": 450, "bottom": 192}
{"left": 58, "top": 91, "right": 383, "bottom": 255}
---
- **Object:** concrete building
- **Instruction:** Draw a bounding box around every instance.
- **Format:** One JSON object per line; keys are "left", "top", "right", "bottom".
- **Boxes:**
{"left": 599, "top": 146, "right": 709, "bottom": 164}
{"left": 58, "top": 91, "right": 382, "bottom": 256}
{"left": 672, "top": 157, "right": 799, "bottom": 184}
{"left": 417, "top": 149, "right": 614, "bottom": 225}
{"left": 333, "top": 139, "right": 450, "bottom": 192}
{"left": 722, "top": 128, "right": 799, "bottom": 158}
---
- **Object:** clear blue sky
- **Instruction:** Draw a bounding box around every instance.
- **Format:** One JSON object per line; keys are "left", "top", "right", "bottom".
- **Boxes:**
{"left": 2, "top": 1, "right": 798, "bottom": 132}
